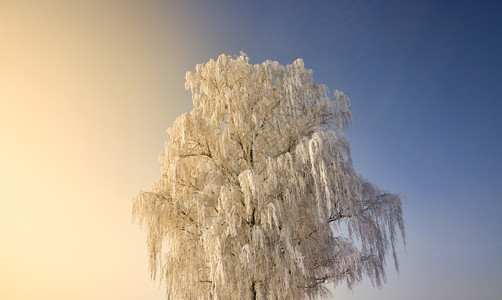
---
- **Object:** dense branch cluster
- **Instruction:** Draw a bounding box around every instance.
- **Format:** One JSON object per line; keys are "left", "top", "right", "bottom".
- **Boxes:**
{"left": 133, "top": 53, "right": 405, "bottom": 299}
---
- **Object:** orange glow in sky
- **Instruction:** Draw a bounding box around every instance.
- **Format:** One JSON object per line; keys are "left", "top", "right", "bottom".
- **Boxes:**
{"left": 0, "top": 1, "right": 199, "bottom": 299}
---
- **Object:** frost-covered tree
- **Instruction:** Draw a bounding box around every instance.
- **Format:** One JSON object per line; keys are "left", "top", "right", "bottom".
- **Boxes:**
{"left": 133, "top": 53, "right": 405, "bottom": 299}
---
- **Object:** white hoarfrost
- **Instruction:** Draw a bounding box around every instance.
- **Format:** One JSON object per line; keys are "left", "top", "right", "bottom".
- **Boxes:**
{"left": 133, "top": 53, "right": 405, "bottom": 299}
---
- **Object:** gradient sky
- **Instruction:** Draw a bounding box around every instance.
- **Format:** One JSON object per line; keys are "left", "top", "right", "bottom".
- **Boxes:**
{"left": 1, "top": 1, "right": 501, "bottom": 299}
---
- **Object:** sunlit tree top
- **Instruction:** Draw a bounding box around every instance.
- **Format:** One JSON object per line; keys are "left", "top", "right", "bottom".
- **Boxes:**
{"left": 133, "top": 53, "right": 405, "bottom": 299}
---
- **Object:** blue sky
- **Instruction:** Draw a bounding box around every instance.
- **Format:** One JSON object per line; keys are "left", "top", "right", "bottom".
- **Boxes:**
{"left": 170, "top": 0, "right": 502, "bottom": 298}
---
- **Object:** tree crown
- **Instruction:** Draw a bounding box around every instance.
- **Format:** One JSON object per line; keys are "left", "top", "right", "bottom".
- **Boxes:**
{"left": 133, "top": 53, "right": 405, "bottom": 299}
